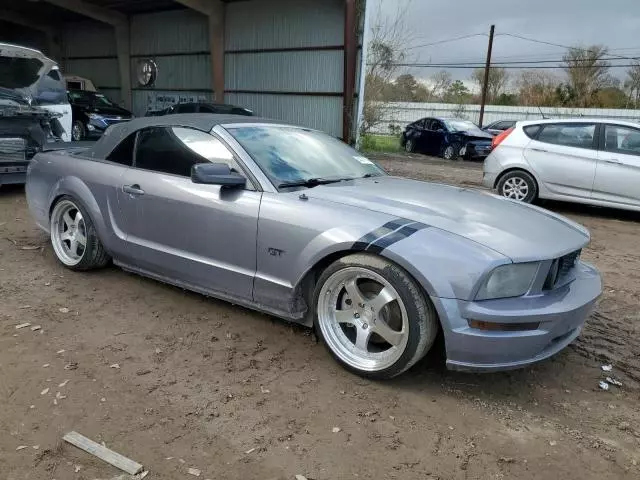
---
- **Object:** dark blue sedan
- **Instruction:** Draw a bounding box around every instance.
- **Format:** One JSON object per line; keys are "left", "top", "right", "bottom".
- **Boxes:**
{"left": 400, "top": 117, "right": 493, "bottom": 160}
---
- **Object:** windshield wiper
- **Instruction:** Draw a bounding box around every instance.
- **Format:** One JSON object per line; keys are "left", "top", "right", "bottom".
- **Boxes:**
{"left": 277, "top": 177, "right": 352, "bottom": 189}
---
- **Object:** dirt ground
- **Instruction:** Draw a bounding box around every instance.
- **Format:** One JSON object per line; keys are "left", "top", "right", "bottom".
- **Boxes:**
{"left": 1, "top": 153, "right": 639, "bottom": 480}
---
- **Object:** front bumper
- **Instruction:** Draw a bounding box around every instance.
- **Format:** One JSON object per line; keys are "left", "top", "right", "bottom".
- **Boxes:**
{"left": 0, "top": 162, "right": 28, "bottom": 185}
{"left": 482, "top": 171, "right": 497, "bottom": 189}
{"left": 432, "top": 261, "right": 601, "bottom": 372}
{"left": 464, "top": 143, "right": 492, "bottom": 158}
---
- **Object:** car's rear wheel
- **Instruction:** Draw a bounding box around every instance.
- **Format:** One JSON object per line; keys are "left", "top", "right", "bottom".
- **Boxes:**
{"left": 496, "top": 170, "right": 537, "bottom": 203}
{"left": 72, "top": 120, "right": 85, "bottom": 142}
{"left": 314, "top": 253, "right": 438, "bottom": 379}
{"left": 404, "top": 139, "right": 415, "bottom": 153}
{"left": 50, "top": 196, "right": 110, "bottom": 270}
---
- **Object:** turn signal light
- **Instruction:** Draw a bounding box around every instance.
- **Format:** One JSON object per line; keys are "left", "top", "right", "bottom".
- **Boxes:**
{"left": 468, "top": 319, "right": 540, "bottom": 332}
{"left": 492, "top": 127, "right": 514, "bottom": 149}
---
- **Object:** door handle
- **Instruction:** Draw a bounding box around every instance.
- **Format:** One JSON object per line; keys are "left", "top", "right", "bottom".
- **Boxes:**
{"left": 601, "top": 158, "right": 621, "bottom": 164}
{"left": 122, "top": 184, "right": 145, "bottom": 195}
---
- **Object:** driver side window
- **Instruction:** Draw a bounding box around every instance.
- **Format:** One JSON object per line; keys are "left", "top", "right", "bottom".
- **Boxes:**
{"left": 134, "top": 127, "right": 251, "bottom": 188}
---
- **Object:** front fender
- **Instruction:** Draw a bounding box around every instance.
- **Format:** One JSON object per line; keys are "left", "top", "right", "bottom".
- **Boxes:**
{"left": 381, "top": 226, "right": 508, "bottom": 300}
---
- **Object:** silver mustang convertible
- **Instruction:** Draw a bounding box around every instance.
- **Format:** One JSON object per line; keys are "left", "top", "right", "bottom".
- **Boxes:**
{"left": 26, "top": 114, "right": 602, "bottom": 378}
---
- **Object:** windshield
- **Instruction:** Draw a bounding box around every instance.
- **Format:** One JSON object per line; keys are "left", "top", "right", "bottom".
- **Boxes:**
{"left": 444, "top": 119, "right": 483, "bottom": 134}
{"left": 0, "top": 56, "right": 43, "bottom": 89}
{"left": 227, "top": 126, "right": 385, "bottom": 187}
{"left": 69, "top": 90, "right": 116, "bottom": 107}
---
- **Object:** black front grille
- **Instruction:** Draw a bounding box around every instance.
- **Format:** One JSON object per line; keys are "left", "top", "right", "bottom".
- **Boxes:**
{"left": 103, "top": 118, "right": 128, "bottom": 126}
{"left": 544, "top": 249, "right": 581, "bottom": 289}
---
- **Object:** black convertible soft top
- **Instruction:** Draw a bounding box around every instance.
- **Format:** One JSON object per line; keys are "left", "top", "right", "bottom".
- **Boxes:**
{"left": 88, "top": 113, "right": 285, "bottom": 159}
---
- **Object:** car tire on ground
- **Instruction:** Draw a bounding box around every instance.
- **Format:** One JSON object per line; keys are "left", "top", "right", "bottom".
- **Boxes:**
{"left": 442, "top": 143, "right": 461, "bottom": 160}
{"left": 313, "top": 253, "right": 439, "bottom": 379}
{"left": 71, "top": 120, "right": 85, "bottom": 142}
{"left": 496, "top": 170, "right": 538, "bottom": 203}
{"left": 50, "top": 196, "right": 110, "bottom": 270}
{"left": 404, "top": 139, "right": 415, "bottom": 153}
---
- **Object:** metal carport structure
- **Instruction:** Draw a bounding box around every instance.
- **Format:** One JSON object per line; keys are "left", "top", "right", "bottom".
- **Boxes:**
{"left": 0, "top": 0, "right": 363, "bottom": 141}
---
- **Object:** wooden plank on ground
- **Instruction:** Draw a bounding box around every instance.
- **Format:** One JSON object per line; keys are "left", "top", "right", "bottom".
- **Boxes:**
{"left": 63, "top": 431, "right": 143, "bottom": 475}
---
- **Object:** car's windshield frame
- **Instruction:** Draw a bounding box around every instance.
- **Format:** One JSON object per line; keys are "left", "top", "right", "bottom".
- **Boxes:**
{"left": 220, "top": 123, "right": 386, "bottom": 191}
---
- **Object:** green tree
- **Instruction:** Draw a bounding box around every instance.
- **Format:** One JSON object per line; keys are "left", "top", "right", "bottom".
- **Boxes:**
{"left": 444, "top": 80, "right": 470, "bottom": 103}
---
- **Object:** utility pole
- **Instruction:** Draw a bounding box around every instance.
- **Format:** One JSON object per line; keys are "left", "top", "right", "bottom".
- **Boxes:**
{"left": 478, "top": 24, "right": 495, "bottom": 128}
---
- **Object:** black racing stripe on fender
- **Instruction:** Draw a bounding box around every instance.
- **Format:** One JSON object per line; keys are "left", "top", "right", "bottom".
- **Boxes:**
{"left": 365, "top": 222, "right": 429, "bottom": 254}
{"left": 352, "top": 218, "right": 414, "bottom": 251}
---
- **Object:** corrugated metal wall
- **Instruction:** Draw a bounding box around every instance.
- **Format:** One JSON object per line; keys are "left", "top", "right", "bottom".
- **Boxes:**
{"left": 61, "top": 0, "right": 348, "bottom": 135}
{"left": 225, "top": 0, "right": 345, "bottom": 137}
{"left": 130, "top": 9, "right": 211, "bottom": 116}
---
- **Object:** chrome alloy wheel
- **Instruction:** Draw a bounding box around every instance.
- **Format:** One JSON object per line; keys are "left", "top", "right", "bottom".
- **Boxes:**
{"left": 51, "top": 200, "right": 87, "bottom": 266}
{"left": 502, "top": 176, "right": 529, "bottom": 201}
{"left": 443, "top": 145, "right": 455, "bottom": 159}
{"left": 317, "top": 267, "right": 409, "bottom": 372}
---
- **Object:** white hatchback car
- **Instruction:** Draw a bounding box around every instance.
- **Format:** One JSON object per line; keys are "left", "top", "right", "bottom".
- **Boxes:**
{"left": 483, "top": 119, "right": 640, "bottom": 211}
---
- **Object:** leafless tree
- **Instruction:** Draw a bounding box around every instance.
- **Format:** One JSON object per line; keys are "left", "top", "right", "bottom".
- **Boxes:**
{"left": 471, "top": 67, "right": 510, "bottom": 103}
{"left": 428, "top": 70, "right": 452, "bottom": 101}
{"left": 516, "top": 70, "right": 560, "bottom": 106}
{"left": 624, "top": 61, "right": 640, "bottom": 108}
{"left": 361, "top": 0, "right": 415, "bottom": 136}
{"left": 562, "top": 45, "right": 611, "bottom": 107}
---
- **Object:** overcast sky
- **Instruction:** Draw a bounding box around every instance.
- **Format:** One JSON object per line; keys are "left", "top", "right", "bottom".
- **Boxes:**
{"left": 372, "top": 0, "right": 640, "bottom": 90}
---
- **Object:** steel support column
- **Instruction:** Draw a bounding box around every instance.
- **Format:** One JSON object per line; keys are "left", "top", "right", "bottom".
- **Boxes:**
{"left": 343, "top": 0, "right": 358, "bottom": 143}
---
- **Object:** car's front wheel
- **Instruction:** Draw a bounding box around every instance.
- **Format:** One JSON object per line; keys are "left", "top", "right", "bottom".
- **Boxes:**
{"left": 442, "top": 143, "right": 461, "bottom": 160}
{"left": 314, "top": 253, "right": 439, "bottom": 379}
{"left": 50, "top": 196, "right": 110, "bottom": 270}
{"left": 496, "top": 170, "right": 537, "bottom": 203}
{"left": 71, "top": 120, "right": 85, "bottom": 142}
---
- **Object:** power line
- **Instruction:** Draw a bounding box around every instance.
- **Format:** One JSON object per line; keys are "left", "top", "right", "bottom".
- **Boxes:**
{"left": 405, "top": 33, "right": 487, "bottom": 51}
{"left": 382, "top": 63, "right": 638, "bottom": 69}
{"left": 497, "top": 33, "right": 640, "bottom": 61}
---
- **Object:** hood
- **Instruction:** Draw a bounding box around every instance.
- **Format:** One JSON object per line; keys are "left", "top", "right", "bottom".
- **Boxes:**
{"left": 459, "top": 129, "right": 493, "bottom": 141}
{"left": 75, "top": 103, "right": 132, "bottom": 117}
{"left": 306, "top": 176, "right": 589, "bottom": 262}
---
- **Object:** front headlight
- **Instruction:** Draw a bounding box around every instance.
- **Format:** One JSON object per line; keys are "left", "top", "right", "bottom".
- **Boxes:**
{"left": 475, "top": 263, "right": 539, "bottom": 300}
{"left": 88, "top": 113, "right": 102, "bottom": 120}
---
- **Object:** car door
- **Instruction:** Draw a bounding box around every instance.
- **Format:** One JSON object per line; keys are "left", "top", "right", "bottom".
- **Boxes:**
{"left": 523, "top": 122, "right": 598, "bottom": 199}
{"left": 592, "top": 123, "right": 640, "bottom": 207}
{"left": 429, "top": 119, "right": 447, "bottom": 155}
{"left": 117, "top": 126, "right": 262, "bottom": 300}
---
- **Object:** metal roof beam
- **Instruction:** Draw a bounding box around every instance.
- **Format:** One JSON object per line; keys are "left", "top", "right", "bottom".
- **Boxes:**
{"left": 42, "top": 0, "right": 127, "bottom": 26}
{"left": 174, "top": 0, "right": 221, "bottom": 16}
{"left": 1, "top": 9, "right": 56, "bottom": 35}
{"left": 175, "top": 0, "right": 225, "bottom": 102}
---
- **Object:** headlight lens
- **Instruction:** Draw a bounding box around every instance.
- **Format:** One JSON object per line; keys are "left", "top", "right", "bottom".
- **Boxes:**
{"left": 88, "top": 113, "right": 102, "bottom": 120}
{"left": 475, "top": 263, "right": 539, "bottom": 300}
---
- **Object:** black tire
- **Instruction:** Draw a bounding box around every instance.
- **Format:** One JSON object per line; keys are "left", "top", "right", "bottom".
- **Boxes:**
{"left": 50, "top": 195, "right": 110, "bottom": 270}
{"left": 404, "top": 138, "right": 415, "bottom": 153}
{"left": 313, "top": 253, "right": 439, "bottom": 379}
{"left": 71, "top": 120, "right": 85, "bottom": 142}
{"left": 442, "top": 143, "right": 461, "bottom": 160}
{"left": 496, "top": 170, "right": 538, "bottom": 204}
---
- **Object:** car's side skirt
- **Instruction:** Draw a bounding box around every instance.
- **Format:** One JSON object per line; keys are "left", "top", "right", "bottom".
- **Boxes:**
{"left": 113, "top": 259, "right": 306, "bottom": 324}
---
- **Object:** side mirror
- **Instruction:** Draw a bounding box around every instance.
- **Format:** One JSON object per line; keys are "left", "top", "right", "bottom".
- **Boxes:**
{"left": 191, "top": 163, "right": 246, "bottom": 188}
